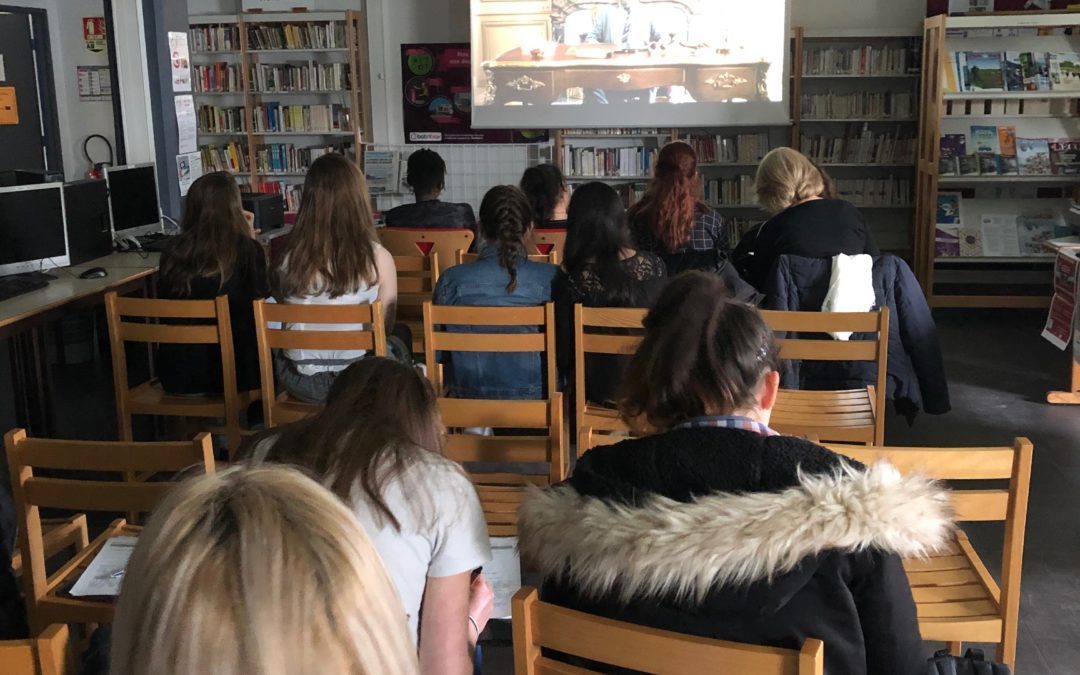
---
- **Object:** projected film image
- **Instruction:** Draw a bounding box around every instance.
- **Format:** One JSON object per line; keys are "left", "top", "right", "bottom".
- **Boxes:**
{"left": 471, "top": 0, "right": 789, "bottom": 128}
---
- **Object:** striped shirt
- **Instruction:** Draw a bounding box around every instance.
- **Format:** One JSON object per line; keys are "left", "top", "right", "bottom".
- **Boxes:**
{"left": 673, "top": 415, "right": 779, "bottom": 437}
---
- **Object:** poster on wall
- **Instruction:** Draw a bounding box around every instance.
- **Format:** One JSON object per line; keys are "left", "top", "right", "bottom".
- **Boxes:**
{"left": 401, "top": 43, "right": 547, "bottom": 144}
{"left": 83, "top": 17, "right": 106, "bottom": 54}
{"left": 169, "top": 32, "right": 192, "bottom": 93}
{"left": 176, "top": 152, "right": 204, "bottom": 197}
{"left": 77, "top": 66, "right": 111, "bottom": 102}
{"left": 174, "top": 95, "right": 197, "bottom": 155}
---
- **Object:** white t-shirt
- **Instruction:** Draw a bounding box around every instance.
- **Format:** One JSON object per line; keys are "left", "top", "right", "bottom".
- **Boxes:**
{"left": 351, "top": 451, "right": 491, "bottom": 640}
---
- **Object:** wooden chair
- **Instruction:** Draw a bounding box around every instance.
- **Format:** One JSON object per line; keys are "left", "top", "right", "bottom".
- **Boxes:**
{"left": 379, "top": 227, "right": 474, "bottom": 273}
{"left": 10, "top": 516, "right": 88, "bottom": 578}
{"left": 0, "top": 625, "right": 74, "bottom": 675}
{"left": 253, "top": 300, "right": 387, "bottom": 429}
{"left": 577, "top": 425, "right": 633, "bottom": 458}
{"left": 394, "top": 253, "right": 439, "bottom": 354}
{"left": 762, "top": 309, "right": 890, "bottom": 445}
{"left": 454, "top": 249, "right": 560, "bottom": 266}
{"left": 422, "top": 302, "right": 564, "bottom": 536}
{"left": 530, "top": 229, "right": 566, "bottom": 259}
{"left": 513, "top": 587, "right": 824, "bottom": 675}
{"left": 5, "top": 429, "right": 215, "bottom": 633}
{"left": 105, "top": 293, "right": 260, "bottom": 457}
{"left": 828, "top": 438, "right": 1033, "bottom": 668}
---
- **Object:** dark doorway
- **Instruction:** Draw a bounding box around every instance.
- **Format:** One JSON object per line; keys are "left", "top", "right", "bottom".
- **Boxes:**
{"left": 0, "top": 6, "right": 63, "bottom": 174}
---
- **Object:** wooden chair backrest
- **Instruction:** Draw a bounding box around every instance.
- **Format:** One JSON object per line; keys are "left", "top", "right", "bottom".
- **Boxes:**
{"left": 4, "top": 429, "right": 215, "bottom": 609}
{"left": 578, "top": 426, "right": 630, "bottom": 455}
{"left": 455, "top": 249, "right": 559, "bottom": 266}
{"left": 105, "top": 292, "right": 237, "bottom": 396}
{"left": 530, "top": 229, "right": 566, "bottom": 258}
{"left": 394, "top": 253, "right": 440, "bottom": 297}
{"left": 513, "top": 587, "right": 824, "bottom": 675}
{"left": 828, "top": 437, "right": 1033, "bottom": 652}
{"left": 422, "top": 302, "right": 557, "bottom": 396}
{"left": 0, "top": 625, "right": 73, "bottom": 675}
{"left": 573, "top": 305, "right": 647, "bottom": 428}
{"left": 379, "top": 227, "right": 474, "bottom": 273}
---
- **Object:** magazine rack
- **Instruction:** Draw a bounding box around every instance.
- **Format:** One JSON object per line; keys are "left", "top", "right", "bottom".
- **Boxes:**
{"left": 1047, "top": 357, "right": 1080, "bottom": 404}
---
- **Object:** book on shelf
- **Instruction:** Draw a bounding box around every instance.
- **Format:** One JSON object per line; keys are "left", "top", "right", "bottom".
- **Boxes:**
{"left": 958, "top": 154, "right": 981, "bottom": 176}
{"left": 259, "top": 181, "right": 304, "bottom": 213}
{"left": 726, "top": 218, "right": 765, "bottom": 249}
{"left": 249, "top": 62, "right": 349, "bottom": 93}
{"left": 251, "top": 103, "right": 351, "bottom": 133}
{"left": 800, "top": 92, "right": 915, "bottom": 120}
{"left": 970, "top": 125, "right": 1000, "bottom": 155}
{"left": 962, "top": 52, "right": 1005, "bottom": 92}
{"left": 189, "top": 24, "right": 241, "bottom": 53}
{"left": 704, "top": 176, "right": 756, "bottom": 207}
{"left": 200, "top": 143, "right": 249, "bottom": 173}
{"left": 686, "top": 133, "right": 770, "bottom": 164}
{"left": 246, "top": 21, "right": 347, "bottom": 51}
{"left": 1050, "top": 139, "right": 1080, "bottom": 175}
{"left": 1017, "top": 216, "right": 1060, "bottom": 255}
{"left": 801, "top": 124, "right": 915, "bottom": 165}
{"left": 197, "top": 105, "right": 246, "bottom": 134}
{"left": 561, "top": 145, "right": 657, "bottom": 178}
{"left": 1017, "top": 137, "right": 1053, "bottom": 175}
{"left": 1019, "top": 52, "right": 1052, "bottom": 92}
{"left": 998, "top": 126, "right": 1016, "bottom": 158}
{"left": 835, "top": 176, "right": 912, "bottom": 207}
{"left": 935, "top": 191, "right": 963, "bottom": 257}
{"left": 1048, "top": 53, "right": 1080, "bottom": 92}
{"left": 801, "top": 43, "right": 918, "bottom": 77}
{"left": 254, "top": 143, "right": 353, "bottom": 174}
{"left": 1003, "top": 52, "right": 1025, "bottom": 92}
{"left": 942, "top": 56, "right": 961, "bottom": 94}
{"left": 193, "top": 63, "right": 242, "bottom": 93}
{"left": 958, "top": 228, "right": 983, "bottom": 257}
{"left": 939, "top": 134, "right": 966, "bottom": 176}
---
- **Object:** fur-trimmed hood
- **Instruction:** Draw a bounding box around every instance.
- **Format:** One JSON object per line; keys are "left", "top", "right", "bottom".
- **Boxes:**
{"left": 519, "top": 459, "right": 953, "bottom": 605}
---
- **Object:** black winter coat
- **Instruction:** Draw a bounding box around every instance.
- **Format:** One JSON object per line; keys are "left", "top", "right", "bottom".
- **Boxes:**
{"left": 763, "top": 254, "right": 950, "bottom": 420}
{"left": 519, "top": 427, "right": 953, "bottom": 675}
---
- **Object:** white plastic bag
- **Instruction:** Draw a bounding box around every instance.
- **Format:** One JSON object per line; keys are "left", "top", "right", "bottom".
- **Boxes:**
{"left": 822, "top": 254, "right": 875, "bottom": 340}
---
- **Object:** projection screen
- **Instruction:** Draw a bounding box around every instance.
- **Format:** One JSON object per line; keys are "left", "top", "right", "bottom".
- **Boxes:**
{"left": 471, "top": 0, "right": 791, "bottom": 128}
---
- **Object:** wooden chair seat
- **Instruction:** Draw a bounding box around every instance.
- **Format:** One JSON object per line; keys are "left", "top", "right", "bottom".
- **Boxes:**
{"left": 772, "top": 387, "right": 877, "bottom": 443}
{"left": 265, "top": 392, "right": 320, "bottom": 425}
{"left": 125, "top": 380, "right": 260, "bottom": 417}
{"left": 904, "top": 531, "right": 1004, "bottom": 643}
{"left": 0, "top": 624, "right": 73, "bottom": 675}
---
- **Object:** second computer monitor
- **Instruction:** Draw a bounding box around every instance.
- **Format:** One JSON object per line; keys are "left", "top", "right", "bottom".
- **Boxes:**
{"left": 106, "top": 163, "right": 162, "bottom": 238}
{"left": 0, "top": 183, "right": 69, "bottom": 276}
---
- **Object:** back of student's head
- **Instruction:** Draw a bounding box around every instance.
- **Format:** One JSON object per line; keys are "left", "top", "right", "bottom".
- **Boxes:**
{"left": 628, "top": 141, "right": 702, "bottom": 253}
{"left": 564, "top": 181, "right": 635, "bottom": 302}
{"left": 519, "top": 163, "right": 566, "bottom": 226}
{"left": 252, "top": 356, "right": 443, "bottom": 531}
{"left": 405, "top": 149, "right": 446, "bottom": 197}
{"left": 755, "top": 147, "right": 826, "bottom": 215}
{"left": 110, "top": 465, "right": 418, "bottom": 675}
{"left": 619, "top": 271, "right": 780, "bottom": 431}
{"left": 160, "top": 172, "right": 252, "bottom": 295}
{"left": 478, "top": 185, "right": 534, "bottom": 293}
{"left": 275, "top": 153, "right": 377, "bottom": 299}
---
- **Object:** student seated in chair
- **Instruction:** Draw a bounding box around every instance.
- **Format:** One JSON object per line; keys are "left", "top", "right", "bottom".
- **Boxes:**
{"left": 243, "top": 357, "right": 493, "bottom": 675}
{"left": 157, "top": 172, "right": 269, "bottom": 395}
{"left": 433, "top": 185, "right": 558, "bottom": 400}
{"left": 384, "top": 149, "right": 477, "bottom": 232}
{"left": 519, "top": 163, "right": 570, "bottom": 230}
{"left": 519, "top": 271, "right": 951, "bottom": 675}
{"left": 110, "top": 465, "right": 419, "bottom": 675}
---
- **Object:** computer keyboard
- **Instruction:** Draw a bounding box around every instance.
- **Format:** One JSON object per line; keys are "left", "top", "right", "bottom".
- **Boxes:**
{"left": 137, "top": 233, "right": 173, "bottom": 252}
{"left": 0, "top": 275, "right": 49, "bottom": 302}
{"left": 14, "top": 271, "right": 58, "bottom": 282}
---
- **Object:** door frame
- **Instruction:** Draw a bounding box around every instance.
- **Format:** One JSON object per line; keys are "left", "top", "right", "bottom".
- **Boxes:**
{"left": 0, "top": 4, "right": 64, "bottom": 174}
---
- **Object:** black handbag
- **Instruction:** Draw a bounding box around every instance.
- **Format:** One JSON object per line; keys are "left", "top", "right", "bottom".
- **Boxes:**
{"left": 927, "top": 648, "right": 1011, "bottom": 675}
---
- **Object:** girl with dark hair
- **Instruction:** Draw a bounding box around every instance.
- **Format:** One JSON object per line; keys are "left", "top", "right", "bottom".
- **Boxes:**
{"left": 273, "top": 153, "right": 398, "bottom": 403}
{"left": 519, "top": 271, "right": 949, "bottom": 675}
{"left": 243, "top": 357, "right": 492, "bottom": 675}
{"left": 627, "top": 141, "right": 726, "bottom": 255}
{"left": 519, "top": 163, "right": 570, "bottom": 229}
{"left": 157, "top": 172, "right": 269, "bottom": 394}
{"left": 552, "top": 182, "right": 666, "bottom": 405}
{"left": 433, "top": 185, "right": 558, "bottom": 399}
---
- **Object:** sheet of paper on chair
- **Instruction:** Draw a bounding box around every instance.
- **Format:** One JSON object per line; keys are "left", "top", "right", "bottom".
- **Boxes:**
{"left": 487, "top": 537, "right": 522, "bottom": 619}
{"left": 69, "top": 536, "right": 139, "bottom": 597}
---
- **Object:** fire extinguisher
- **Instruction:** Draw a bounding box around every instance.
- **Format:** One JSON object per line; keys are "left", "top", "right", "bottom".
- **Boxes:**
{"left": 83, "top": 134, "right": 114, "bottom": 179}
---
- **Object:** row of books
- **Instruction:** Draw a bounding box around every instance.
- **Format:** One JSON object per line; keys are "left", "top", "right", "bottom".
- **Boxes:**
{"left": 197, "top": 105, "right": 245, "bottom": 134}
{"left": 246, "top": 22, "right": 348, "bottom": 51}
{"left": 561, "top": 146, "right": 658, "bottom": 178}
{"left": 800, "top": 125, "right": 916, "bottom": 165}
{"left": 254, "top": 143, "right": 352, "bottom": 175}
{"left": 801, "top": 43, "right": 919, "bottom": 77}
{"left": 684, "top": 133, "right": 771, "bottom": 165}
{"left": 704, "top": 176, "right": 756, "bottom": 207}
{"left": 800, "top": 92, "right": 916, "bottom": 120}
{"left": 561, "top": 128, "right": 662, "bottom": 136}
{"left": 935, "top": 193, "right": 1069, "bottom": 257}
{"left": 258, "top": 181, "right": 304, "bottom": 213}
{"left": 943, "top": 51, "right": 1080, "bottom": 93}
{"left": 251, "top": 104, "right": 351, "bottom": 134}
{"left": 190, "top": 24, "right": 241, "bottom": 53}
{"left": 193, "top": 63, "right": 242, "bottom": 93}
{"left": 725, "top": 218, "right": 766, "bottom": 250}
{"left": 940, "top": 126, "right": 1079, "bottom": 176}
{"left": 835, "top": 177, "right": 913, "bottom": 207}
{"left": 201, "top": 143, "right": 248, "bottom": 173}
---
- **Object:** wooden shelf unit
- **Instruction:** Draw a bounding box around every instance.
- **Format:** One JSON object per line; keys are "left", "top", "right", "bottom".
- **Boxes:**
{"left": 188, "top": 10, "right": 373, "bottom": 197}
{"left": 913, "top": 13, "right": 1080, "bottom": 309}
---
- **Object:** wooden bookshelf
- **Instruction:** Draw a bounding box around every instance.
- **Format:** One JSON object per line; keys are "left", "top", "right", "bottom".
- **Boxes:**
{"left": 913, "top": 13, "right": 1080, "bottom": 309}
{"left": 189, "top": 10, "right": 372, "bottom": 211}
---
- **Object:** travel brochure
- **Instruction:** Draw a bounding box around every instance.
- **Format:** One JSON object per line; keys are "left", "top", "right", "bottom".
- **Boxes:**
{"left": 935, "top": 192, "right": 1072, "bottom": 258}
{"left": 939, "top": 126, "right": 1077, "bottom": 176}
{"left": 944, "top": 50, "right": 1080, "bottom": 93}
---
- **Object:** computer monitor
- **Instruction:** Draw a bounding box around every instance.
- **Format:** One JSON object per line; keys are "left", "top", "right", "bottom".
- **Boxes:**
{"left": 64, "top": 179, "right": 113, "bottom": 265}
{"left": 105, "top": 163, "right": 162, "bottom": 238}
{"left": 0, "top": 183, "right": 69, "bottom": 276}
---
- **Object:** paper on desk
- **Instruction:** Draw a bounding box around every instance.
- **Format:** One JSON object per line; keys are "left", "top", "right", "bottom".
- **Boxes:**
{"left": 69, "top": 536, "right": 138, "bottom": 597}
{"left": 487, "top": 537, "right": 522, "bottom": 619}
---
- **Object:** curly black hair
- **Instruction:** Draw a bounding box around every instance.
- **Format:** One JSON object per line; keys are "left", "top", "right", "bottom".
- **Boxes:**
{"left": 405, "top": 149, "right": 446, "bottom": 196}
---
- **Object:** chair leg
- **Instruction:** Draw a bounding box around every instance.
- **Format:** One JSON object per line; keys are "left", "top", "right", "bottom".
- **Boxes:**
{"left": 947, "top": 641, "right": 962, "bottom": 656}
{"left": 996, "top": 639, "right": 1015, "bottom": 669}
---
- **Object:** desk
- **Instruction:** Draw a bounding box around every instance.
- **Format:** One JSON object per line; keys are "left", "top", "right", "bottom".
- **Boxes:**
{"left": 2, "top": 253, "right": 160, "bottom": 434}
{"left": 483, "top": 44, "right": 770, "bottom": 106}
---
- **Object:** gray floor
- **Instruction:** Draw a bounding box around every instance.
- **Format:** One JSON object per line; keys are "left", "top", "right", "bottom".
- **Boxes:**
{"left": 4, "top": 307, "right": 1079, "bottom": 673}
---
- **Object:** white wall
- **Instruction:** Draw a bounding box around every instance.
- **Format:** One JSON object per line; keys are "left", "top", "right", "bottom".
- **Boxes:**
{"left": 791, "top": 0, "right": 924, "bottom": 32}
{"left": 15, "top": 0, "right": 116, "bottom": 180}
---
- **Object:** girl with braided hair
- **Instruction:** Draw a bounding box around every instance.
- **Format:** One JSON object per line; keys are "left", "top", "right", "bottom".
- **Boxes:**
{"left": 433, "top": 185, "right": 558, "bottom": 399}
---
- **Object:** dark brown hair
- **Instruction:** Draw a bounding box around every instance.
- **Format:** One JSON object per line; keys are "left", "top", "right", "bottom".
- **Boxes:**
{"left": 809, "top": 159, "right": 839, "bottom": 199}
{"left": 479, "top": 185, "right": 533, "bottom": 293}
{"left": 245, "top": 357, "right": 444, "bottom": 531}
{"left": 627, "top": 142, "right": 705, "bottom": 253}
{"left": 618, "top": 271, "right": 781, "bottom": 431}
{"left": 274, "top": 154, "right": 378, "bottom": 299}
{"left": 160, "top": 172, "right": 256, "bottom": 295}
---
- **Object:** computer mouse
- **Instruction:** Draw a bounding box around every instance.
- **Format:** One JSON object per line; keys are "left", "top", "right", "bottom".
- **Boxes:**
{"left": 79, "top": 267, "right": 108, "bottom": 280}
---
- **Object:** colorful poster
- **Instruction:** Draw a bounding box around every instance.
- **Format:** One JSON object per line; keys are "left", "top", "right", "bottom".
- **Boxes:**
{"left": 174, "top": 94, "right": 197, "bottom": 155}
{"left": 1043, "top": 247, "right": 1080, "bottom": 350}
{"left": 168, "top": 32, "right": 192, "bottom": 93}
{"left": 83, "top": 17, "right": 106, "bottom": 54}
{"left": 401, "top": 43, "right": 547, "bottom": 144}
{"left": 0, "top": 87, "right": 18, "bottom": 125}
{"left": 176, "top": 152, "right": 203, "bottom": 197}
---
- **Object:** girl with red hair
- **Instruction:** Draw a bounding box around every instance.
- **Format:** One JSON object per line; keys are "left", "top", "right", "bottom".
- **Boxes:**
{"left": 628, "top": 142, "right": 726, "bottom": 255}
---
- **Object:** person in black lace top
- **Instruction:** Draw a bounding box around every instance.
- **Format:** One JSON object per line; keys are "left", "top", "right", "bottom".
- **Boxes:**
{"left": 552, "top": 182, "right": 667, "bottom": 406}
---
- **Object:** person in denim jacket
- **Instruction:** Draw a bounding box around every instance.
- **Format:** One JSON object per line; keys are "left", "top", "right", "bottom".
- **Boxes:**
{"left": 433, "top": 186, "right": 558, "bottom": 399}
